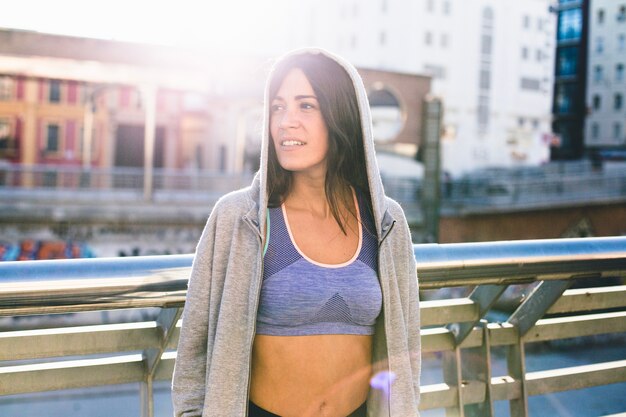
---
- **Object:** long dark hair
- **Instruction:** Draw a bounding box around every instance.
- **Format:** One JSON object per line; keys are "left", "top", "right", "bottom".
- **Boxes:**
{"left": 266, "top": 52, "right": 371, "bottom": 234}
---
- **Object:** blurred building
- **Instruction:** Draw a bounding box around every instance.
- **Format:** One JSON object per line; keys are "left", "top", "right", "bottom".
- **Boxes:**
{"left": 552, "top": 0, "right": 626, "bottom": 162}
{"left": 552, "top": 0, "right": 589, "bottom": 160}
{"left": 0, "top": 28, "right": 267, "bottom": 176}
{"left": 291, "top": 0, "right": 556, "bottom": 176}
{"left": 584, "top": 0, "right": 626, "bottom": 160}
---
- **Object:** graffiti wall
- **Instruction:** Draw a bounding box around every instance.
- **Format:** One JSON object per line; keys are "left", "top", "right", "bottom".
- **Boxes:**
{"left": 0, "top": 240, "right": 96, "bottom": 261}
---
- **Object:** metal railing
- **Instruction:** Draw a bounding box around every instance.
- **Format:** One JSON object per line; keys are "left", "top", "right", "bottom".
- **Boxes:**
{"left": 0, "top": 237, "right": 625, "bottom": 417}
{"left": 1, "top": 162, "right": 625, "bottom": 213}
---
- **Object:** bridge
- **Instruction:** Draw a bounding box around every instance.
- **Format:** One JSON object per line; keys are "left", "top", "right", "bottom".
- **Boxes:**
{"left": 1, "top": 237, "right": 625, "bottom": 416}
{"left": 1, "top": 160, "right": 625, "bottom": 243}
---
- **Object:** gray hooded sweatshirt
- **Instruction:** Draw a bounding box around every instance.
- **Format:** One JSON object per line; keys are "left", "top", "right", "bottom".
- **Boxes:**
{"left": 172, "top": 48, "right": 421, "bottom": 417}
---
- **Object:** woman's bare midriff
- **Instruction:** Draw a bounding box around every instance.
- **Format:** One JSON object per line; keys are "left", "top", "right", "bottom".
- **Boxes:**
{"left": 250, "top": 334, "right": 373, "bottom": 417}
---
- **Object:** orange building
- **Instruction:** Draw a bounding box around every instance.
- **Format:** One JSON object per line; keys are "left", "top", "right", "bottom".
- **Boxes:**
{"left": 0, "top": 28, "right": 269, "bottom": 180}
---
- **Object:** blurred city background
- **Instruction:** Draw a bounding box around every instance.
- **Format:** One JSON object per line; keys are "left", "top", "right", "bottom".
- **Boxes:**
{"left": 0, "top": 0, "right": 624, "bottom": 416}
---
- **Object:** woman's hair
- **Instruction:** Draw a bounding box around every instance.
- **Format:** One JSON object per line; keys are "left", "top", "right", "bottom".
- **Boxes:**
{"left": 266, "top": 52, "right": 371, "bottom": 234}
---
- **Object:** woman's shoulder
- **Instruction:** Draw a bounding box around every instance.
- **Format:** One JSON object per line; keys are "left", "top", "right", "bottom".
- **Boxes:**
{"left": 211, "top": 186, "right": 256, "bottom": 217}
{"left": 384, "top": 196, "right": 408, "bottom": 219}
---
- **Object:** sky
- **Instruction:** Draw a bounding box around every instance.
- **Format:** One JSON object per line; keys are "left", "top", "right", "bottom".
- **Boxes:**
{"left": 0, "top": 0, "right": 294, "bottom": 54}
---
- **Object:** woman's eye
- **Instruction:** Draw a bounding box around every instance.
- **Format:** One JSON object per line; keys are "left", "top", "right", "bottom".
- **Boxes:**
{"left": 271, "top": 104, "right": 284, "bottom": 112}
{"left": 300, "top": 102, "right": 315, "bottom": 110}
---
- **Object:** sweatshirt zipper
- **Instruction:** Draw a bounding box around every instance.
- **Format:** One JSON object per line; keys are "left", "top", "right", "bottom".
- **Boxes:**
{"left": 242, "top": 214, "right": 265, "bottom": 416}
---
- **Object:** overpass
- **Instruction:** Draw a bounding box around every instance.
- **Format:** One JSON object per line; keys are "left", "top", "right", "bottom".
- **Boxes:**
{"left": 0, "top": 160, "right": 624, "bottom": 247}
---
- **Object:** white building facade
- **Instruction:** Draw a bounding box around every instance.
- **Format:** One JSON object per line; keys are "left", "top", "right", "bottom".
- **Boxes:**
{"left": 585, "top": 0, "right": 626, "bottom": 149}
{"left": 290, "top": 0, "right": 556, "bottom": 176}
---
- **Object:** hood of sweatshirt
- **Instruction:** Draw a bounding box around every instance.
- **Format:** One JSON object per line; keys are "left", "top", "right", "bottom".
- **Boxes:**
{"left": 256, "top": 47, "right": 390, "bottom": 239}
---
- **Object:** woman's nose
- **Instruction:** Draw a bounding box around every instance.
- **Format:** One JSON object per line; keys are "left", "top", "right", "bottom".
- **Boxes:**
{"left": 278, "top": 107, "right": 299, "bottom": 129}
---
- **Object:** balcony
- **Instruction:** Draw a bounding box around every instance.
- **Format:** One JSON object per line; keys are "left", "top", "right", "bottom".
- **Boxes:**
{"left": 1, "top": 237, "right": 625, "bottom": 416}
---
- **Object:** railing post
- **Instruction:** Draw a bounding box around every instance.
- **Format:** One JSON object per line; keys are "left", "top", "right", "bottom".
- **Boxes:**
{"left": 507, "top": 335, "right": 529, "bottom": 417}
{"left": 140, "top": 377, "right": 154, "bottom": 417}
{"left": 463, "top": 320, "right": 494, "bottom": 417}
{"left": 443, "top": 346, "right": 464, "bottom": 417}
{"left": 141, "top": 307, "right": 182, "bottom": 417}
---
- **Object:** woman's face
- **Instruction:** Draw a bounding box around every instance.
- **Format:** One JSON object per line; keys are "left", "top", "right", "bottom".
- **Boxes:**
{"left": 270, "top": 68, "right": 329, "bottom": 178}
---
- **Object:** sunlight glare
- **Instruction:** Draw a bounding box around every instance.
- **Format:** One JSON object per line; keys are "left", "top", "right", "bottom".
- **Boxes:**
{"left": 0, "top": 0, "right": 292, "bottom": 54}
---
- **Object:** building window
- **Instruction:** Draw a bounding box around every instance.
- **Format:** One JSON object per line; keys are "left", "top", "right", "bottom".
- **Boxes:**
{"left": 521, "top": 77, "right": 541, "bottom": 91}
{"left": 0, "top": 119, "right": 13, "bottom": 154}
{"left": 615, "top": 93, "right": 623, "bottom": 110}
{"left": 536, "top": 49, "right": 543, "bottom": 62}
{"left": 532, "top": 119, "right": 540, "bottom": 130}
{"left": 598, "top": 9, "right": 605, "bottom": 24}
{"left": 596, "top": 37, "right": 604, "bottom": 54}
{"left": 46, "top": 123, "right": 60, "bottom": 152}
{"left": 380, "top": 31, "right": 386, "bottom": 45}
{"left": 423, "top": 64, "right": 447, "bottom": 79}
{"left": 556, "top": 84, "right": 575, "bottom": 114}
{"left": 594, "top": 65, "right": 604, "bottom": 82}
{"left": 591, "top": 123, "right": 600, "bottom": 139}
{"left": 427, "top": 0, "right": 434, "bottom": 12}
{"left": 477, "top": 95, "right": 490, "bottom": 129}
{"left": 617, "top": 63, "right": 625, "bottom": 81}
{"left": 619, "top": 34, "right": 626, "bottom": 51}
{"left": 557, "top": 46, "right": 579, "bottom": 76}
{"left": 618, "top": 5, "right": 626, "bottom": 22}
{"left": 49, "top": 80, "right": 61, "bottom": 103}
{"left": 443, "top": 1, "right": 451, "bottom": 15}
{"left": 425, "top": 31, "right": 433, "bottom": 45}
{"left": 481, "top": 34, "right": 492, "bottom": 54}
{"left": 482, "top": 6, "right": 494, "bottom": 29}
{"left": 0, "top": 76, "right": 14, "bottom": 100}
{"left": 351, "top": 35, "right": 357, "bottom": 48}
{"left": 593, "top": 94, "right": 602, "bottom": 110}
{"left": 381, "top": 0, "right": 387, "bottom": 12}
{"left": 523, "top": 15, "right": 530, "bottom": 29}
{"left": 614, "top": 122, "right": 623, "bottom": 140}
{"left": 522, "top": 46, "right": 529, "bottom": 60}
{"left": 480, "top": 69, "right": 491, "bottom": 90}
{"left": 558, "top": 8, "right": 583, "bottom": 41}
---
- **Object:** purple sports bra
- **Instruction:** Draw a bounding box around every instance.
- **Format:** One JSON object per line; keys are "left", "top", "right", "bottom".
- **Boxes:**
{"left": 256, "top": 190, "right": 382, "bottom": 336}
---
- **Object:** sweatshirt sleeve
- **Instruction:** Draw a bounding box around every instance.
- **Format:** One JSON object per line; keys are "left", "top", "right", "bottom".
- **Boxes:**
{"left": 171, "top": 210, "right": 219, "bottom": 417}
{"left": 390, "top": 199, "right": 422, "bottom": 407}
{"left": 403, "top": 217, "right": 421, "bottom": 403}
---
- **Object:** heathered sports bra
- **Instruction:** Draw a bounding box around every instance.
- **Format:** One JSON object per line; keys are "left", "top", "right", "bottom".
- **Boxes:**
{"left": 256, "top": 189, "right": 382, "bottom": 336}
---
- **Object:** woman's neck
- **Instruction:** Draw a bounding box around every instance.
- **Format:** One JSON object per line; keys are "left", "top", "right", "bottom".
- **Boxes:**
{"left": 285, "top": 175, "right": 351, "bottom": 219}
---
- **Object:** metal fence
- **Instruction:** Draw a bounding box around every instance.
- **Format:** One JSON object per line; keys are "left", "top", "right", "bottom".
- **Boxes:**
{"left": 1, "top": 163, "right": 625, "bottom": 214}
{"left": 0, "top": 237, "right": 625, "bottom": 416}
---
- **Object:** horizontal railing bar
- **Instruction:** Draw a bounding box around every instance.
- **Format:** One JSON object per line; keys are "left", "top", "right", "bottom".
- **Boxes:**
{"left": 422, "top": 310, "right": 626, "bottom": 352}
{"left": 0, "top": 322, "right": 160, "bottom": 361}
{"left": 547, "top": 285, "right": 626, "bottom": 314}
{"left": 525, "top": 359, "right": 626, "bottom": 395}
{"left": 421, "top": 298, "right": 477, "bottom": 326}
{"left": 0, "top": 354, "right": 145, "bottom": 396}
{"left": 523, "top": 311, "right": 626, "bottom": 343}
{"left": 0, "top": 237, "right": 624, "bottom": 316}
{"left": 418, "top": 359, "right": 626, "bottom": 410}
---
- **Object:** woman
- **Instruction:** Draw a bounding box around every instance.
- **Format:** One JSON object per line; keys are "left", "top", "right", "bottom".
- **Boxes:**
{"left": 172, "top": 48, "right": 421, "bottom": 417}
